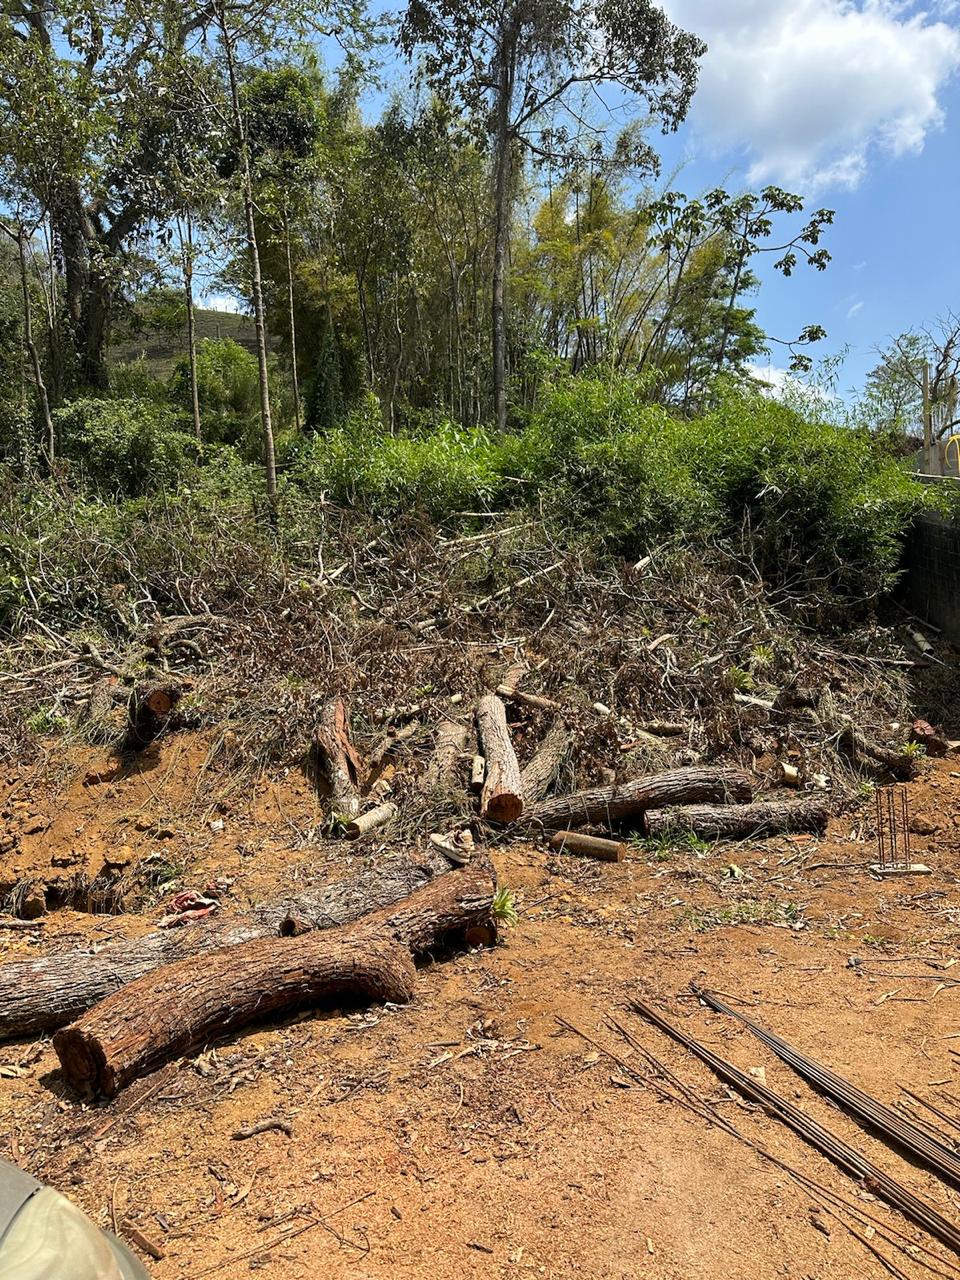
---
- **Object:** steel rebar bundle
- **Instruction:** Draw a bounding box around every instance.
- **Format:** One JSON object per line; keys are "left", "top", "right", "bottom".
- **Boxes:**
{"left": 693, "top": 986, "right": 960, "bottom": 1188}
{"left": 630, "top": 996, "right": 960, "bottom": 1259}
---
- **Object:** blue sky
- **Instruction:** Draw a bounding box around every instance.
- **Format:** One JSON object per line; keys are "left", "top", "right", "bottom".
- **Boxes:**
{"left": 652, "top": 0, "right": 960, "bottom": 396}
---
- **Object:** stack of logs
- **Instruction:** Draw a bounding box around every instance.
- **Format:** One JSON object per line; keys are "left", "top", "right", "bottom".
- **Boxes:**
{"left": 8, "top": 679, "right": 830, "bottom": 1100}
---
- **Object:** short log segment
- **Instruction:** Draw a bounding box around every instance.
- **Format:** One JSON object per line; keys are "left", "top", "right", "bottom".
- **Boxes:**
{"left": 345, "top": 803, "right": 397, "bottom": 839}
{"left": 314, "top": 698, "right": 363, "bottom": 817}
{"left": 522, "top": 767, "right": 753, "bottom": 831}
{"left": 644, "top": 796, "right": 830, "bottom": 841}
{"left": 0, "top": 847, "right": 455, "bottom": 1040}
{"left": 476, "top": 694, "right": 524, "bottom": 823}
{"left": 126, "top": 680, "right": 183, "bottom": 749}
{"left": 520, "top": 718, "right": 571, "bottom": 803}
{"left": 548, "top": 832, "right": 626, "bottom": 862}
{"left": 54, "top": 862, "right": 496, "bottom": 1098}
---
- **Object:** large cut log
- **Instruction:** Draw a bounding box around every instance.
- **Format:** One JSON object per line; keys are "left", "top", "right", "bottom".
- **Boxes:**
{"left": 0, "top": 847, "right": 454, "bottom": 1040}
{"left": 645, "top": 796, "right": 830, "bottom": 841}
{"left": 421, "top": 718, "right": 470, "bottom": 790}
{"left": 520, "top": 718, "right": 571, "bottom": 803}
{"left": 522, "top": 767, "right": 753, "bottom": 831}
{"left": 476, "top": 694, "right": 524, "bottom": 823}
{"left": 126, "top": 680, "right": 183, "bottom": 749}
{"left": 53, "top": 863, "right": 496, "bottom": 1098}
{"left": 314, "top": 697, "right": 363, "bottom": 817}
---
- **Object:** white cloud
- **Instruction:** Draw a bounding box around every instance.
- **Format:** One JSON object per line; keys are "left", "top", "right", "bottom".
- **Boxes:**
{"left": 847, "top": 299, "right": 865, "bottom": 318}
{"left": 663, "top": 0, "right": 960, "bottom": 190}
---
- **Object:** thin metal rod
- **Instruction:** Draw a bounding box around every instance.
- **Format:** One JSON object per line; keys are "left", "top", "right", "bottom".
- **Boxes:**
{"left": 631, "top": 996, "right": 960, "bottom": 1259}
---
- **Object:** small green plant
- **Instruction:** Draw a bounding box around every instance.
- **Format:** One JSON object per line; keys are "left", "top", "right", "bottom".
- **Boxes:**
{"left": 27, "top": 708, "right": 69, "bottom": 735}
{"left": 681, "top": 898, "right": 802, "bottom": 932}
{"left": 854, "top": 780, "right": 876, "bottom": 804}
{"left": 637, "top": 831, "right": 711, "bottom": 860}
{"left": 902, "top": 740, "right": 926, "bottom": 760}
{"left": 492, "top": 886, "right": 519, "bottom": 927}
{"left": 727, "top": 666, "right": 756, "bottom": 693}
{"left": 749, "top": 644, "right": 774, "bottom": 672}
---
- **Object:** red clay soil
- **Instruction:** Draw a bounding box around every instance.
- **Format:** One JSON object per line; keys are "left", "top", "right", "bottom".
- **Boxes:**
{"left": 4, "top": 739, "right": 960, "bottom": 1278}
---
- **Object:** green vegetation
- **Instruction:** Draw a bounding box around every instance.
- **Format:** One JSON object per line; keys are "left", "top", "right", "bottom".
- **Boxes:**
{"left": 680, "top": 898, "right": 803, "bottom": 932}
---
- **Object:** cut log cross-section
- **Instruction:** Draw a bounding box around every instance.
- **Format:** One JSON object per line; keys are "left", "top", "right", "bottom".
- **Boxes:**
{"left": 522, "top": 766, "right": 753, "bottom": 830}
{"left": 476, "top": 694, "right": 524, "bottom": 823}
{"left": 53, "top": 862, "right": 496, "bottom": 1098}
{"left": 314, "top": 697, "right": 363, "bottom": 818}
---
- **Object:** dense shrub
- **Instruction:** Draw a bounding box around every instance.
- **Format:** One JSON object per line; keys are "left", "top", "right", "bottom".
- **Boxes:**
{"left": 54, "top": 397, "right": 197, "bottom": 496}
{"left": 170, "top": 338, "right": 259, "bottom": 449}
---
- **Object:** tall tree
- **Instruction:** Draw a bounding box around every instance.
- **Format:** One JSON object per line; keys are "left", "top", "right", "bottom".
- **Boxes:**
{"left": 401, "top": 0, "right": 706, "bottom": 430}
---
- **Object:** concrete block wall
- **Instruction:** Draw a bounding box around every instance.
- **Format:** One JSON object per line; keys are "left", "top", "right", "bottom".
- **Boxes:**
{"left": 903, "top": 509, "right": 960, "bottom": 641}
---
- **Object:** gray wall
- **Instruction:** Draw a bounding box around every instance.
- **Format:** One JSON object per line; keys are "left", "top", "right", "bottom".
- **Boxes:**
{"left": 903, "top": 509, "right": 960, "bottom": 641}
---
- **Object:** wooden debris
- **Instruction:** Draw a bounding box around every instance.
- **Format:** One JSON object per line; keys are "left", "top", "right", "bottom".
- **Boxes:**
{"left": 313, "top": 698, "right": 363, "bottom": 818}
{"left": 496, "top": 684, "right": 560, "bottom": 712}
{"left": 469, "top": 755, "right": 485, "bottom": 794}
{"left": 476, "top": 694, "right": 524, "bottom": 823}
{"left": 421, "top": 719, "right": 470, "bottom": 790}
{"left": 520, "top": 717, "right": 571, "bottom": 804}
{"left": 0, "top": 846, "right": 457, "bottom": 1038}
{"left": 644, "top": 796, "right": 830, "bottom": 841}
{"left": 522, "top": 767, "right": 753, "bottom": 831}
{"left": 232, "top": 1118, "right": 294, "bottom": 1140}
{"left": 54, "top": 862, "right": 496, "bottom": 1097}
{"left": 548, "top": 831, "right": 626, "bottom": 863}
{"left": 345, "top": 803, "right": 397, "bottom": 840}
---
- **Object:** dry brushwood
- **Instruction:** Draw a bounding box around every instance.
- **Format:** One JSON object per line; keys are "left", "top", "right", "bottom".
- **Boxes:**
{"left": 520, "top": 717, "right": 571, "bottom": 803}
{"left": 522, "top": 767, "right": 754, "bottom": 831}
{"left": 0, "top": 847, "right": 455, "bottom": 1039}
{"left": 644, "top": 795, "right": 830, "bottom": 841}
{"left": 54, "top": 862, "right": 496, "bottom": 1097}
{"left": 314, "top": 697, "right": 363, "bottom": 817}
{"left": 476, "top": 693, "right": 524, "bottom": 823}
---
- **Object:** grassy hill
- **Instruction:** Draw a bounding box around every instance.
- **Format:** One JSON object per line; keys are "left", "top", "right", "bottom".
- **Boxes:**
{"left": 109, "top": 308, "right": 274, "bottom": 380}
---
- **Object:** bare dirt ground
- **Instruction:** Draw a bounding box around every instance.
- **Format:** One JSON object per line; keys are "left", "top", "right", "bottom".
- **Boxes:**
{"left": 3, "top": 734, "right": 960, "bottom": 1279}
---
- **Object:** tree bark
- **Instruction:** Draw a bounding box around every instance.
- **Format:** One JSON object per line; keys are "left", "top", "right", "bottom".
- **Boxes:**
{"left": 7, "top": 224, "right": 55, "bottom": 460}
{"left": 180, "top": 212, "right": 202, "bottom": 444}
{"left": 218, "top": 2, "right": 277, "bottom": 511}
{"left": 422, "top": 718, "right": 470, "bottom": 790}
{"left": 476, "top": 694, "right": 523, "bottom": 822}
{"left": 0, "top": 846, "right": 454, "bottom": 1040}
{"left": 491, "top": 16, "right": 518, "bottom": 433}
{"left": 520, "top": 717, "right": 571, "bottom": 803}
{"left": 548, "top": 831, "right": 625, "bottom": 862}
{"left": 644, "top": 796, "right": 830, "bottom": 841}
{"left": 53, "top": 862, "right": 495, "bottom": 1097}
{"left": 313, "top": 698, "right": 363, "bottom": 818}
{"left": 126, "top": 680, "right": 183, "bottom": 749}
{"left": 284, "top": 212, "right": 302, "bottom": 433}
{"left": 522, "top": 767, "right": 754, "bottom": 831}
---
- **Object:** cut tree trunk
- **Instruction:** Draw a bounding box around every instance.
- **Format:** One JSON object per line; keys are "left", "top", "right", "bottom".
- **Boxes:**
{"left": 0, "top": 847, "right": 455, "bottom": 1040}
{"left": 314, "top": 698, "right": 363, "bottom": 818}
{"left": 126, "top": 680, "right": 183, "bottom": 749}
{"left": 54, "top": 862, "right": 495, "bottom": 1098}
{"left": 548, "top": 831, "right": 626, "bottom": 862}
{"left": 476, "top": 694, "right": 524, "bottom": 823}
{"left": 522, "top": 767, "right": 753, "bottom": 831}
{"left": 520, "top": 718, "right": 571, "bottom": 803}
{"left": 836, "top": 723, "right": 917, "bottom": 781}
{"left": 644, "top": 796, "right": 830, "bottom": 841}
{"left": 345, "top": 803, "right": 397, "bottom": 839}
{"left": 422, "top": 718, "right": 470, "bottom": 790}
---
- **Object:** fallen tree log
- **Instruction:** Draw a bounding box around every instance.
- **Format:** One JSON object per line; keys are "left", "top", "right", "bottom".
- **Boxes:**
{"left": 645, "top": 796, "right": 830, "bottom": 841}
{"left": 522, "top": 767, "right": 753, "bottom": 831}
{"left": 314, "top": 698, "right": 363, "bottom": 817}
{"left": 0, "top": 847, "right": 454, "bottom": 1040}
{"left": 520, "top": 717, "right": 571, "bottom": 803}
{"left": 496, "top": 685, "right": 561, "bottom": 713}
{"left": 476, "top": 694, "right": 524, "bottom": 823}
{"left": 836, "top": 723, "right": 917, "bottom": 781}
{"left": 421, "top": 718, "right": 470, "bottom": 790}
{"left": 126, "top": 680, "right": 183, "bottom": 749}
{"left": 54, "top": 863, "right": 496, "bottom": 1098}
